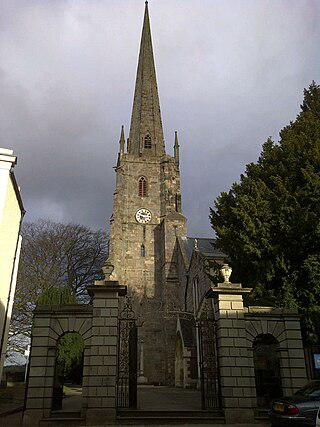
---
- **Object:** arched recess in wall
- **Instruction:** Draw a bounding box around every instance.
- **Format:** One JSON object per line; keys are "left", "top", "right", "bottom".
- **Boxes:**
{"left": 138, "top": 177, "right": 147, "bottom": 197}
{"left": 253, "top": 333, "right": 282, "bottom": 408}
{"left": 52, "top": 332, "right": 85, "bottom": 411}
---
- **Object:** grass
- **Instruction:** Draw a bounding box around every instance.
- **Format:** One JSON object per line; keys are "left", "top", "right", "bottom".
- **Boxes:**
{"left": 63, "top": 385, "right": 73, "bottom": 394}
{"left": 63, "top": 384, "right": 82, "bottom": 395}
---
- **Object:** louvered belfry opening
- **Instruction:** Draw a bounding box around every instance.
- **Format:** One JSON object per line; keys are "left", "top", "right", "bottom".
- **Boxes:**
{"left": 138, "top": 177, "right": 147, "bottom": 197}
{"left": 144, "top": 135, "right": 152, "bottom": 149}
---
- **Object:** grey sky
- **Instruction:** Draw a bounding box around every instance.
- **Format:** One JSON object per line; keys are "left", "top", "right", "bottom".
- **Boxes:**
{"left": 1, "top": 0, "right": 319, "bottom": 236}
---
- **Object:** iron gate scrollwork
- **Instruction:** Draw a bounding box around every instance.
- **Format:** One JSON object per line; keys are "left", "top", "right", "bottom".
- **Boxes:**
{"left": 199, "top": 315, "right": 221, "bottom": 410}
{"left": 116, "top": 296, "right": 138, "bottom": 409}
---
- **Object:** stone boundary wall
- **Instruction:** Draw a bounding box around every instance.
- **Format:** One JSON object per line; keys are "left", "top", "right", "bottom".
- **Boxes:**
{"left": 245, "top": 307, "right": 307, "bottom": 396}
{"left": 23, "top": 304, "right": 92, "bottom": 424}
{"left": 23, "top": 283, "right": 127, "bottom": 427}
{"left": 211, "top": 284, "right": 307, "bottom": 423}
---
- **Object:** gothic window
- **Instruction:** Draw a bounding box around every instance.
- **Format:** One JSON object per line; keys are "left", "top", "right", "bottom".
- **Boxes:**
{"left": 193, "top": 277, "right": 199, "bottom": 314}
{"left": 138, "top": 176, "right": 147, "bottom": 197}
{"left": 143, "top": 226, "right": 146, "bottom": 240}
{"left": 141, "top": 244, "right": 145, "bottom": 257}
{"left": 144, "top": 134, "right": 152, "bottom": 149}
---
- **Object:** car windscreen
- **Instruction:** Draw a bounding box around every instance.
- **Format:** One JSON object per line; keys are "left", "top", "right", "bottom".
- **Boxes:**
{"left": 295, "top": 382, "right": 320, "bottom": 398}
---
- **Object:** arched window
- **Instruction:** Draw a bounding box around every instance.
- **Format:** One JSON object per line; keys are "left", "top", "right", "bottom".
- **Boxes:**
{"left": 141, "top": 244, "right": 145, "bottom": 257}
{"left": 144, "top": 134, "right": 152, "bottom": 149}
{"left": 138, "top": 177, "right": 147, "bottom": 197}
{"left": 192, "top": 277, "right": 199, "bottom": 315}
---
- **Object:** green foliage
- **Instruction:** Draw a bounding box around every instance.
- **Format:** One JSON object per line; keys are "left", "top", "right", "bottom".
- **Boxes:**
{"left": 56, "top": 333, "right": 84, "bottom": 384}
{"left": 204, "top": 259, "right": 224, "bottom": 285}
{"left": 37, "top": 286, "right": 77, "bottom": 306}
{"left": 210, "top": 82, "right": 320, "bottom": 342}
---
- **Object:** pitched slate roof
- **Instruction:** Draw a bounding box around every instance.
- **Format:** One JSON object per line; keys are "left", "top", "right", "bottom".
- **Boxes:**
{"left": 181, "top": 236, "right": 226, "bottom": 261}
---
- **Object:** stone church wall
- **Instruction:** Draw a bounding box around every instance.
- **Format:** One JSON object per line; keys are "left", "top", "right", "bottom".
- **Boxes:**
{"left": 186, "top": 250, "right": 212, "bottom": 314}
{"left": 175, "top": 238, "right": 189, "bottom": 311}
{"left": 109, "top": 154, "right": 163, "bottom": 299}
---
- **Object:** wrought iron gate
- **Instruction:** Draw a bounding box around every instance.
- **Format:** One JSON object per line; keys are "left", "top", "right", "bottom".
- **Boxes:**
{"left": 116, "top": 296, "right": 138, "bottom": 409}
{"left": 199, "top": 316, "right": 221, "bottom": 410}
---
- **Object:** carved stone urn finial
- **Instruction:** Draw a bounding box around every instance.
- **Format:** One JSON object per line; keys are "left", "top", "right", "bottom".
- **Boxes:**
{"left": 220, "top": 263, "right": 232, "bottom": 284}
{"left": 102, "top": 262, "right": 114, "bottom": 280}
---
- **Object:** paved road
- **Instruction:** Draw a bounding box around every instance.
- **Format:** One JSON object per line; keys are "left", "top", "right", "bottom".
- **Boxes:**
{"left": 138, "top": 385, "right": 202, "bottom": 410}
{"left": 62, "top": 385, "right": 83, "bottom": 411}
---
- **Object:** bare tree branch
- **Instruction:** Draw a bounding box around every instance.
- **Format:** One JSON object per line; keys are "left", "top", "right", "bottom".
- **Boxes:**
{"left": 8, "top": 219, "right": 108, "bottom": 355}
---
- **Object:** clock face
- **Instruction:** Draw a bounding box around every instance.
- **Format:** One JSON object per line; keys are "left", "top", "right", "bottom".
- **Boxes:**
{"left": 135, "top": 208, "right": 152, "bottom": 224}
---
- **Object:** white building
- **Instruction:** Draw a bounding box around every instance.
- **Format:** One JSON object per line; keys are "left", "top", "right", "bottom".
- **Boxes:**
{"left": 0, "top": 148, "right": 24, "bottom": 380}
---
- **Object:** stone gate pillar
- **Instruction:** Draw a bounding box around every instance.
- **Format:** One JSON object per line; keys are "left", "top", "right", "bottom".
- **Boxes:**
{"left": 211, "top": 278, "right": 256, "bottom": 423}
{"left": 85, "top": 281, "right": 126, "bottom": 425}
{"left": 23, "top": 314, "right": 53, "bottom": 425}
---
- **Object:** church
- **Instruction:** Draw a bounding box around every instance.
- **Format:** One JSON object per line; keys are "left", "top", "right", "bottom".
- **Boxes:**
{"left": 104, "top": 1, "right": 224, "bottom": 386}
{"left": 22, "top": 3, "right": 309, "bottom": 425}
{"left": 103, "top": 0, "right": 309, "bottom": 403}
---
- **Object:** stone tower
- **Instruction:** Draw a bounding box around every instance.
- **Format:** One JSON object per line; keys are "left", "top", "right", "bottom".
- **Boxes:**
{"left": 105, "top": 2, "right": 187, "bottom": 384}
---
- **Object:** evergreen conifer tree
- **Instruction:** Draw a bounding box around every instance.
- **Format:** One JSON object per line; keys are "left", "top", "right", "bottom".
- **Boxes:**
{"left": 210, "top": 82, "right": 320, "bottom": 342}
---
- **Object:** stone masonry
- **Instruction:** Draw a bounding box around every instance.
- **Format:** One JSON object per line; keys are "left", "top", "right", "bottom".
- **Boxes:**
{"left": 105, "top": 2, "right": 186, "bottom": 385}
{"left": 23, "top": 282, "right": 126, "bottom": 426}
{"left": 207, "top": 278, "right": 307, "bottom": 423}
{"left": 211, "top": 283, "right": 256, "bottom": 423}
{"left": 245, "top": 306, "right": 307, "bottom": 396}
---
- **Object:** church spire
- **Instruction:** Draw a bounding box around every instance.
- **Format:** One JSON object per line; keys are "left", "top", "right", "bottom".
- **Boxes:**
{"left": 128, "top": 1, "right": 165, "bottom": 156}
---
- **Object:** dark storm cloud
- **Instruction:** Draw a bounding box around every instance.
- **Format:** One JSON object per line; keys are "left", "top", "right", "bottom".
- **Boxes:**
{"left": 1, "top": 0, "right": 319, "bottom": 236}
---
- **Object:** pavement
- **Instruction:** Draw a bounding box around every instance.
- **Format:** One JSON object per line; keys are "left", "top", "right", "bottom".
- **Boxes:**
{"left": 0, "top": 385, "right": 271, "bottom": 426}
{"left": 1, "top": 412, "right": 270, "bottom": 427}
{"left": 137, "top": 385, "right": 202, "bottom": 410}
{"left": 62, "top": 385, "right": 83, "bottom": 411}
{"left": 2, "top": 422, "right": 270, "bottom": 427}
